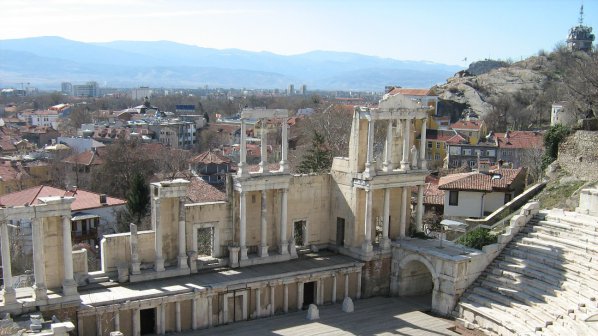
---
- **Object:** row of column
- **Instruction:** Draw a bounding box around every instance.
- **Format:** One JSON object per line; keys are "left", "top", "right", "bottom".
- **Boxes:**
{"left": 238, "top": 118, "right": 289, "bottom": 176}
{"left": 239, "top": 188, "right": 288, "bottom": 260}
{"left": 153, "top": 197, "right": 188, "bottom": 272}
{"left": 361, "top": 183, "right": 426, "bottom": 252}
{"left": 365, "top": 117, "right": 428, "bottom": 176}
{"left": 1, "top": 215, "right": 76, "bottom": 305}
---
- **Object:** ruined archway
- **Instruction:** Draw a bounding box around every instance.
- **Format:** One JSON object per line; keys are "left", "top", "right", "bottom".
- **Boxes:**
{"left": 396, "top": 254, "right": 439, "bottom": 309}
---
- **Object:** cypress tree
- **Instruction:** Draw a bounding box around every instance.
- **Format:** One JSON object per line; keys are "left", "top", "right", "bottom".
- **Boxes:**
{"left": 297, "top": 131, "right": 332, "bottom": 174}
{"left": 127, "top": 173, "right": 150, "bottom": 224}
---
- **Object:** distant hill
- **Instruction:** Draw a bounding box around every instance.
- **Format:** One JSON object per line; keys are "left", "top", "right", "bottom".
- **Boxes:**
{"left": 0, "top": 36, "right": 461, "bottom": 91}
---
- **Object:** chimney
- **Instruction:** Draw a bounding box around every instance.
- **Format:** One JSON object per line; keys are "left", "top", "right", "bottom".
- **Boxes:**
{"left": 99, "top": 194, "right": 107, "bottom": 205}
{"left": 478, "top": 159, "right": 490, "bottom": 174}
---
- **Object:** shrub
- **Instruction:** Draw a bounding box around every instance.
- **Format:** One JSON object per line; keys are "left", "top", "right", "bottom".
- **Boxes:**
{"left": 456, "top": 228, "right": 497, "bottom": 250}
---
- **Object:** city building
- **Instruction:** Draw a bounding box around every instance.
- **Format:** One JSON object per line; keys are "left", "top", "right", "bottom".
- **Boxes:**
{"left": 189, "top": 150, "right": 234, "bottom": 185}
{"left": 131, "top": 87, "right": 153, "bottom": 100}
{"left": 72, "top": 81, "right": 99, "bottom": 98}
{"left": 551, "top": 101, "right": 577, "bottom": 127}
{"left": 61, "top": 82, "right": 72, "bottom": 95}
{"left": 566, "top": 5, "right": 595, "bottom": 52}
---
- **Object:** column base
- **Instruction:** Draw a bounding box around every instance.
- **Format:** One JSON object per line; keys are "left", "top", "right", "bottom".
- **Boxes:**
{"left": 278, "top": 161, "right": 288, "bottom": 173}
{"left": 420, "top": 160, "right": 427, "bottom": 170}
{"left": 2, "top": 287, "right": 16, "bottom": 304}
{"left": 228, "top": 246, "right": 240, "bottom": 268}
{"left": 237, "top": 164, "right": 249, "bottom": 178}
{"left": 131, "top": 261, "right": 141, "bottom": 275}
{"left": 258, "top": 162, "right": 265, "bottom": 173}
{"left": 33, "top": 285, "right": 48, "bottom": 301}
{"left": 361, "top": 240, "right": 373, "bottom": 253}
{"left": 62, "top": 279, "right": 78, "bottom": 296}
{"left": 400, "top": 161, "right": 410, "bottom": 170}
{"left": 258, "top": 245, "right": 269, "bottom": 257}
{"left": 380, "top": 237, "right": 391, "bottom": 251}
{"left": 178, "top": 255, "right": 189, "bottom": 269}
{"left": 279, "top": 241, "right": 289, "bottom": 255}
{"left": 240, "top": 246, "right": 248, "bottom": 260}
{"left": 289, "top": 241, "right": 297, "bottom": 258}
{"left": 155, "top": 257, "right": 165, "bottom": 272}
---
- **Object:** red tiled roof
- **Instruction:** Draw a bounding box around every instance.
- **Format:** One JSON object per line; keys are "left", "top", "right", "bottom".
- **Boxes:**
{"left": 189, "top": 150, "right": 232, "bottom": 165}
{"left": 0, "top": 185, "right": 126, "bottom": 211}
{"left": 20, "top": 126, "right": 58, "bottom": 134}
{"left": 423, "top": 175, "right": 444, "bottom": 205}
{"left": 451, "top": 120, "right": 484, "bottom": 130}
{"left": 63, "top": 148, "right": 106, "bottom": 166}
{"left": 186, "top": 178, "right": 227, "bottom": 203}
{"left": 495, "top": 131, "right": 543, "bottom": 149}
{"left": 0, "top": 161, "right": 31, "bottom": 181}
{"left": 388, "top": 88, "right": 434, "bottom": 96}
{"left": 425, "top": 130, "right": 468, "bottom": 144}
{"left": 438, "top": 168, "right": 524, "bottom": 192}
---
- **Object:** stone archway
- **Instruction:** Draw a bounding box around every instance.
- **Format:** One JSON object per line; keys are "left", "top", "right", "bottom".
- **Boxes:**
{"left": 397, "top": 254, "right": 438, "bottom": 297}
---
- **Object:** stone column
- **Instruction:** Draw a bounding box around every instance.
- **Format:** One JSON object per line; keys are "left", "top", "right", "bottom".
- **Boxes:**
{"left": 364, "top": 119, "right": 375, "bottom": 178}
{"left": 255, "top": 288, "right": 261, "bottom": 318}
{"left": 417, "top": 184, "right": 425, "bottom": 232}
{"left": 401, "top": 118, "right": 411, "bottom": 170}
{"left": 132, "top": 309, "right": 140, "bottom": 336}
{"left": 207, "top": 296, "right": 214, "bottom": 327}
{"left": 238, "top": 119, "right": 248, "bottom": 177}
{"left": 381, "top": 188, "right": 391, "bottom": 250}
{"left": 400, "top": 187, "right": 408, "bottom": 238}
{"left": 383, "top": 119, "right": 393, "bottom": 172}
{"left": 297, "top": 282, "right": 304, "bottom": 310}
{"left": 259, "top": 191, "right": 269, "bottom": 257}
{"left": 0, "top": 221, "right": 16, "bottom": 304}
{"left": 96, "top": 314, "right": 102, "bottom": 336}
{"left": 259, "top": 120, "right": 267, "bottom": 173}
{"left": 357, "top": 270, "right": 362, "bottom": 299}
{"left": 62, "top": 215, "right": 77, "bottom": 296}
{"left": 77, "top": 315, "right": 84, "bottom": 336}
{"left": 239, "top": 191, "right": 248, "bottom": 260}
{"left": 175, "top": 301, "right": 181, "bottom": 332}
{"left": 270, "top": 285, "right": 276, "bottom": 316}
{"left": 279, "top": 119, "right": 289, "bottom": 172}
{"left": 159, "top": 303, "right": 166, "bottom": 334}
{"left": 153, "top": 199, "right": 165, "bottom": 272}
{"left": 279, "top": 189, "right": 288, "bottom": 255}
{"left": 283, "top": 284, "right": 289, "bottom": 313}
{"left": 178, "top": 197, "right": 188, "bottom": 269}
{"left": 344, "top": 273, "right": 349, "bottom": 298}
{"left": 362, "top": 189, "right": 373, "bottom": 253}
{"left": 332, "top": 274, "right": 337, "bottom": 304}
{"left": 420, "top": 118, "right": 428, "bottom": 169}
{"left": 32, "top": 217, "right": 48, "bottom": 300}
{"left": 130, "top": 223, "right": 141, "bottom": 274}
{"left": 192, "top": 296, "right": 198, "bottom": 329}
{"left": 114, "top": 310, "right": 120, "bottom": 332}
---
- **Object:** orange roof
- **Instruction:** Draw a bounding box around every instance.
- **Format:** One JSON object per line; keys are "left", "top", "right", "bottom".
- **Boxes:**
{"left": 438, "top": 168, "right": 524, "bottom": 192}
{"left": 451, "top": 120, "right": 484, "bottom": 130}
{"left": 63, "top": 148, "right": 106, "bottom": 166}
{"left": 423, "top": 175, "right": 444, "bottom": 205}
{"left": 189, "top": 150, "right": 231, "bottom": 165}
{"left": 388, "top": 88, "right": 434, "bottom": 96}
{"left": 0, "top": 161, "right": 31, "bottom": 181}
{"left": 495, "top": 131, "right": 543, "bottom": 149}
{"left": 0, "top": 185, "right": 126, "bottom": 211}
{"left": 186, "top": 178, "right": 226, "bottom": 203}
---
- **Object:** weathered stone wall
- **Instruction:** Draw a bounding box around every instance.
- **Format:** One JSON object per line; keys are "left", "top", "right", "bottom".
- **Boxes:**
{"left": 362, "top": 256, "right": 391, "bottom": 298}
{"left": 101, "top": 231, "right": 156, "bottom": 272}
{"left": 558, "top": 131, "right": 598, "bottom": 180}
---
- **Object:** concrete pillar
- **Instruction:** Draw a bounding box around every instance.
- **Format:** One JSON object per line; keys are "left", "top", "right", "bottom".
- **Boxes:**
{"left": 132, "top": 309, "right": 140, "bottom": 336}
{"left": 362, "top": 189, "right": 373, "bottom": 253}
{"left": 400, "top": 187, "right": 408, "bottom": 238}
{"left": 62, "top": 215, "right": 77, "bottom": 296}
{"left": 256, "top": 287, "right": 261, "bottom": 318}
{"left": 401, "top": 118, "right": 411, "bottom": 170}
{"left": 381, "top": 188, "right": 391, "bottom": 250}
{"left": 270, "top": 285, "right": 275, "bottom": 316}
{"left": 259, "top": 191, "right": 268, "bottom": 257}
{"left": 383, "top": 119, "right": 393, "bottom": 172}
{"left": 239, "top": 191, "right": 248, "bottom": 260}
{"left": 332, "top": 274, "right": 337, "bottom": 304}
{"left": 417, "top": 184, "right": 425, "bottom": 232}
{"left": 259, "top": 120, "right": 267, "bottom": 173}
{"left": 364, "top": 119, "right": 375, "bottom": 177}
{"left": 0, "top": 221, "right": 16, "bottom": 304}
{"left": 175, "top": 301, "right": 181, "bottom": 332}
{"left": 283, "top": 284, "right": 289, "bottom": 313}
{"left": 280, "top": 119, "right": 289, "bottom": 172}
{"left": 114, "top": 310, "right": 120, "bottom": 332}
{"left": 178, "top": 197, "right": 188, "bottom": 269}
{"left": 208, "top": 296, "right": 214, "bottom": 327}
{"left": 238, "top": 119, "right": 248, "bottom": 177}
{"left": 192, "top": 296, "right": 198, "bottom": 330}
{"left": 344, "top": 273, "right": 349, "bottom": 298}
{"left": 357, "top": 270, "right": 362, "bottom": 299}
{"left": 420, "top": 118, "right": 428, "bottom": 169}
{"left": 130, "top": 223, "right": 141, "bottom": 275}
{"left": 297, "top": 282, "right": 304, "bottom": 310}
{"left": 32, "top": 217, "right": 47, "bottom": 300}
{"left": 96, "top": 314, "right": 102, "bottom": 336}
{"left": 153, "top": 199, "right": 165, "bottom": 272}
{"left": 279, "top": 189, "right": 288, "bottom": 255}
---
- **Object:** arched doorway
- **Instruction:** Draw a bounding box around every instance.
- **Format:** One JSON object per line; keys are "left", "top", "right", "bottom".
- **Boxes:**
{"left": 397, "top": 255, "right": 438, "bottom": 309}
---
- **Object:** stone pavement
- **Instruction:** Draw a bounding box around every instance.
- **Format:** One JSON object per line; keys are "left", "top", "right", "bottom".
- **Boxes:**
{"left": 178, "top": 295, "right": 461, "bottom": 336}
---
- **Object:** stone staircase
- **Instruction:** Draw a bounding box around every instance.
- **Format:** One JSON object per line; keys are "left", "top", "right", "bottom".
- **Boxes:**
{"left": 455, "top": 191, "right": 598, "bottom": 336}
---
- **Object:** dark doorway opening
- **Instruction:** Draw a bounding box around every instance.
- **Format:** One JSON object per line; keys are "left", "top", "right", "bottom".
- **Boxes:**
{"left": 303, "top": 281, "right": 316, "bottom": 309}
{"left": 336, "top": 217, "right": 345, "bottom": 246}
{"left": 140, "top": 308, "right": 156, "bottom": 335}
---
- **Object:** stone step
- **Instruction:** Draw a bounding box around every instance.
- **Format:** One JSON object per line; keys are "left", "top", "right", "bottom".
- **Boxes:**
{"left": 497, "top": 255, "right": 565, "bottom": 280}
{"left": 525, "top": 232, "right": 598, "bottom": 255}
{"left": 545, "top": 211, "right": 598, "bottom": 231}
{"left": 516, "top": 239, "right": 594, "bottom": 266}
{"left": 458, "top": 297, "right": 532, "bottom": 335}
{"left": 535, "top": 220, "right": 598, "bottom": 238}
{"left": 492, "top": 261, "right": 563, "bottom": 288}
{"left": 506, "top": 247, "right": 594, "bottom": 281}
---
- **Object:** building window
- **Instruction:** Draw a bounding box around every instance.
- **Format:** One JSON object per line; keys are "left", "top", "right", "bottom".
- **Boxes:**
{"left": 469, "top": 160, "right": 476, "bottom": 167}
{"left": 434, "top": 154, "right": 440, "bottom": 160}
{"left": 449, "top": 191, "right": 459, "bottom": 206}
{"left": 427, "top": 141, "right": 433, "bottom": 148}
{"left": 504, "top": 193, "right": 512, "bottom": 204}
{"left": 436, "top": 142, "right": 440, "bottom": 149}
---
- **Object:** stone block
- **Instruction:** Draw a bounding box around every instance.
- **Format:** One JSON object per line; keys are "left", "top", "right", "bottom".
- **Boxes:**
{"left": 306, "top": 304, "right": 319, "bottom": 320}
{"left": 51, "top": 322, "right": 75, "bottom": 336}
{"left": 342, "top": 297, "right": 354, "bottom": 313}
{"left": 510, "top": 214, "right": 526, "bottom": 227}
{"left": 110, "top": 332, "right": 124, "bottom": 336}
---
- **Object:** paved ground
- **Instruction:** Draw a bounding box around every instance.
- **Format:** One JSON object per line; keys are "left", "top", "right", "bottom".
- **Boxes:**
{"left": 178, "top": 295, "right": 462, "bottom": 336}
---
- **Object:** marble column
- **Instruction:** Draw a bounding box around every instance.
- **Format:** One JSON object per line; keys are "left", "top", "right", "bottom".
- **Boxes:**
{"left": 259, "top": 191, "right": 268, "bottom": 257}
{"left": 0, "top": 221, "right": 16, "bottom": 303}
{"left": 32, "top": 217, "right": 47, "bottom": 300}
{"left": 178, "top": 197, "right": 188, "bottom": 269}
{"left": 255, "top": 288, "right": 261, "bottom": 318}
{"left": 160, "top": 303, "right": 166, "bottom": 334}
{"left": 175, "top": 301, "right": 181, "bottom": 332}
{"left": 381, "top": 188, "right": 391, "bottom": 250}
{"left": 283, "top": 284, "right": 289, "bottom": 313}
{"left": 357, "top": 270, "right": 362, "bottom": 299}
{"left": 332, "top": 274, "right": 337, "bottom": 303}
{"left": 207, "top": 296, "right": 213, "bottom": 327}
{"left": 96, "top": 314, "right": 102, "bottom": 336}
{"left": 417, "top": 184, "right": 425, "bottom": 232}
{"left": 364, "top": 119, "right": 375, "bottom": 178}
{"left": 62, "top": 215, "right": 77, "bottom": 295}
{"left": 420, "top": 118, "right": 428, "bottom": 169}
{"left": 238, "top": 119, "right": 248, "bottom": 177}
{"left": 297, "top": 282, "right": 304, "bottom": 310}
{"left": 344, "top": 273, "right": 349, "bottom": 298}
{"left": 130, "top": 223, "right": 141, "bottom": 274}
{"left": 279, "top": 119, "right": 289, "bottom": 172}
{"left": 401, "top": 118, "right": 411, "bottom": 170}
{"left": 400, "top": 187, "right": 408, "bottom": 238}
{"left": 270, "top": 285, "right": 275, "bottom": 316}
{"left": 192, "top": 296, "right": 198, "bottom": 329}
{"left": 259, "top": 120, "right": 267, "bottom": 173}
{"left": 362, "top": 189, "right": 373, "bottom": 253}
{"left": 279, "top": 189, "right": 288, "bottom": 255}
{"left": 239, "top": 191, "right": 248, "bottom": 260}
{"left": 153, "top": 198, "right": 165, "bottom": 272}
{"left": 383, "top": 119, "right": 393, "bottom": 172}
{"left": 132, "top": 309, "right": 140, "bottom": 336}
{"left": 114, "top": 310, "right": 120, "bottom": 332}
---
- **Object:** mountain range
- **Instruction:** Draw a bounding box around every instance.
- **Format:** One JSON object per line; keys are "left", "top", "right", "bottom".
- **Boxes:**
{"left": 0, "top": 36, "right": 462, "bottom": 91}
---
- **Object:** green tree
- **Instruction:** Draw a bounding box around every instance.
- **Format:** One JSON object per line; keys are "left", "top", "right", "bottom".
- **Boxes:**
{"left": 541, "top": 124, "right": 570, "bottom": 170}
{"left": 297, "top": 131, "right": 332, "bottom": 174}
{"left": 126, "top": 173, "right": 150, "bottom": 225}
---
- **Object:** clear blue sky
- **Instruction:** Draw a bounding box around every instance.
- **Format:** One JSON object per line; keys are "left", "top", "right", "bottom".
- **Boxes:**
{"left": 1, "top": 0, "right": 596, "bottom": 65}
